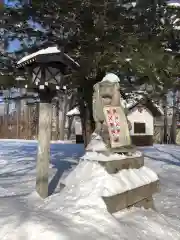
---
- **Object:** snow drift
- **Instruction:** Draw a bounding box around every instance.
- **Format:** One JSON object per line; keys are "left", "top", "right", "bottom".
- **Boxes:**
{"left": 0, "top": 141, "right": 180, "bottom": 240}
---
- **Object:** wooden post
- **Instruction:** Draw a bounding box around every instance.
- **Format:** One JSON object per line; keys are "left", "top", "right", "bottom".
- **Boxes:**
{"left": 27, "top": 105, "right": 30, "bottom": 139}
{"left": 36, "top": 90, "right": 54, "bottom": 198}
{"left": 16, "top": 99, "right": 21, "bottom": 139}
{"left": 67, "top": 94, "right": 76, "bottom": 140}
{"left": 170, "top": 90, "right": 177, "bottom": 144}
{"left": 24, "top": 104, "right": 30, "bottom": 139}
{"left": 55, "top": 100, "right": 60, "bottom": 140}
{"left": 59, "top": 94, "right": 68, "bottom": 140}
{"left": 4, "top": 90, "right": 10, "bottom": 138}
{"left": 35, "top": 103, "right": 39, "bottom": 138}
{"left": 163, "top": 95, "right": 168, "bottom": 144}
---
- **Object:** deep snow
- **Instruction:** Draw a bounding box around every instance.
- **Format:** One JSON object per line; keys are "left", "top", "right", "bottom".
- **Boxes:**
{"left": 0, "top": 141, "right": 180, "bottom": 239}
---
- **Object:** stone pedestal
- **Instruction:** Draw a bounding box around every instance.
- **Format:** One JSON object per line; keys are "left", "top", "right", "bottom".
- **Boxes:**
{"left": 99, "top": 152, "right": 159, "bottom": 213}
{"left": 102, "top": 180, "right": 159, "bottom": 213}
{"left": 99, "top": 155, "right": 144, "bottom": 174}
{"left": 60, "top": 132, "right": 159, "bottom": 214}
{"left": 84, "top": 133, "right": 159, "bottom": 213}
{"left": 60, "top": 153, "right": 159, "bottom": 214}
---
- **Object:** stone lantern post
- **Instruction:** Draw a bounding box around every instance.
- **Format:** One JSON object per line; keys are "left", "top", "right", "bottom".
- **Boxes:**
{"left": 16, "top": 46, "right": 79, "bottom": 198}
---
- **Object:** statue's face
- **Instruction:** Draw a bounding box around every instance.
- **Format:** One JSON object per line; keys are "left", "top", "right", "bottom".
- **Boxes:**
{"left": 99, "top": 84, "right": 114, "bottom": 99}
{"left": 99, "top": 83, "right": 114, "bottom": 105}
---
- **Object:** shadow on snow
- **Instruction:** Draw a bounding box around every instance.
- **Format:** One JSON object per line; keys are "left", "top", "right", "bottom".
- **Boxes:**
{"left": 0, "top": 141, "right": 85, "bottom": 196}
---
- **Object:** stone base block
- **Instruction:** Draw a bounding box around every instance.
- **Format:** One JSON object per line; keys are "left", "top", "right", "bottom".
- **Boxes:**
{"left": 132, "top": 196, "right": 156, "bottom": 210}
{"left": 102, "top": 180, "right": 159, "bottom": 214}
{"left": 99, "top": 156, "right": 144, "bottom": 174}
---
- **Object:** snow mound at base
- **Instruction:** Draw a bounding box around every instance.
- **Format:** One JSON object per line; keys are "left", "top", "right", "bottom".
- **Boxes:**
{"left": 1, "top": 186, "right": 180, "bottom": 240}
{"left": 61, "top": 160, "right": 158, "bottom": 197}
{"left": 82, "top": 150, "right": 142, "bottom": 161}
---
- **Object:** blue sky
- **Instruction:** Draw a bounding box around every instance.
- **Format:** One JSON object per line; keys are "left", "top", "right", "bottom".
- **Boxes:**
{"left": 4, "top": 0, "right": 21, "bottom": 52}
{"left": 4, "top": 0, "right": 19, "bottom": 7}
{"left": 8, "top": 39, "right": 21, "bottom": 52}
{"left": 4, "top": 0, "right": 42, "bottom": 53}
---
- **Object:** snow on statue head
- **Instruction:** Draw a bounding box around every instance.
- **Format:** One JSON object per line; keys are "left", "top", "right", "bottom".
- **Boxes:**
{"left": 101, "top": 73, "right": 120, "bottom": 83}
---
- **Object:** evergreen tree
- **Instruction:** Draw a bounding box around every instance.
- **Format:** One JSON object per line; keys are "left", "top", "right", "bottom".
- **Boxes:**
{"left": 1, "top": 0, "right": 180, "bottom": 143}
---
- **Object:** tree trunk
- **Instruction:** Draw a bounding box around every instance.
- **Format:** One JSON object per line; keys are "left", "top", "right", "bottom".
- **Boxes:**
{"left": 78, "top": 84, "right": 95, "bottom": 147}
{"left": 55, "top": 100, "right": 60, "bottom": 140}
{"left": 59, "top": 94, "right": 68, "bottom": 140}
{"left": 51, "top": 104, "right": 56, "bottom": 140}
{"left": 170, "top": 90, "right": 177, "bottom": 144}
{"left": 35, "top": 103, "right": 39, "bottom": 139}
{"left": 67, "top": 94, "right": 76, "bottom": 140}
{"left": 163, "top": 95, "right": 168, "bottom": 144}
{"left": 16, "top": 99, "right": 21, "bottom": 139}
{"left": 77, "top": 73, "right": 105, "bottom": 146}
{"left": 27, "top": 106, "right": 31, "bottom": 139}
{"left": 36, "top": 90, "right": 54, "bottom": 199}
{"left": 4, "top": 90, "right": 10, "bottom": 138}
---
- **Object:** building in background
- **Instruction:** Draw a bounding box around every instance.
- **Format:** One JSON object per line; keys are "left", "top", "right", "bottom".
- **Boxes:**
{"left": 66, "top": 107, "right": 83, "bottom": 143}
{"left": 127, "top": 99, "right": 164, "bottom": 146}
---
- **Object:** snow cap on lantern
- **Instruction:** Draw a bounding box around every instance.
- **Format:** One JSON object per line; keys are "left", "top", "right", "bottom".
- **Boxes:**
{"left": 167, "top": 0, "right": 180, "bottom": 7}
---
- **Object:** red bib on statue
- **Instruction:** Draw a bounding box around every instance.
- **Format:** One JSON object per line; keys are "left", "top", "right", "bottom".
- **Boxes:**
{"left": 103, "top": 106, "right": 131, "bottom": 149}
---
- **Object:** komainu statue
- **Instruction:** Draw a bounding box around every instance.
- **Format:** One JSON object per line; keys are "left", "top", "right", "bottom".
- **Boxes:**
{"left": 92, "top": 73, "right": 134, "bottom": 153}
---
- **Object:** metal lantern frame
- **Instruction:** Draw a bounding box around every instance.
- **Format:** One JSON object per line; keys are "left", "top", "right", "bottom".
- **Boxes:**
{"left": 16, "top": 47, "right": 80, "bottom": 92}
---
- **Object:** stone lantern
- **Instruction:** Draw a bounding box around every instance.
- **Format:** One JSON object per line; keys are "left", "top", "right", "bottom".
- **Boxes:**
{"left": 16, "top": 46, "right": 79, "bottom": 198}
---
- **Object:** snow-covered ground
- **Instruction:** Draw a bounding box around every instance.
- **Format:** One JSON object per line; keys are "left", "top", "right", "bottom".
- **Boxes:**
{"left": 0, "top": 141, "right": 180, "bottom": 239}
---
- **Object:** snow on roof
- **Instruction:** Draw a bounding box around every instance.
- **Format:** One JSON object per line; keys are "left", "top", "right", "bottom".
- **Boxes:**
{"left": 125, "top": 93, "right": 144, "bottom": 109}
{"left": 17, "top": 46, "right": 60, "bottom": 65}
{"left": 125, "top": 58, "right": 132, "bottom": 62}
{"left": 17, "top": 46, "right": 80, "bottom": 68}
{"left": 66, "top": 107, "right": 80, "bottom": 116}
{"left": 15, "top": 76, "right": 26, "bottom": 81}
{"left": 165, "top": 48, "right": 173, "bottom": 52}
{"left": 122, "top": 1, "right": 136, "bottom": 8}
{"left": 167, "top": 1, "right": 180, "bottom": 7}
{"left": 126, "top": 93, "right": 164, "bottom": 116}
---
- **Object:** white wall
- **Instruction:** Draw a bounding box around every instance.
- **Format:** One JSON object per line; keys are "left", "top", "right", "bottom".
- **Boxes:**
{"left": 127, "top": 106, "right": 154, "bottom": 136}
